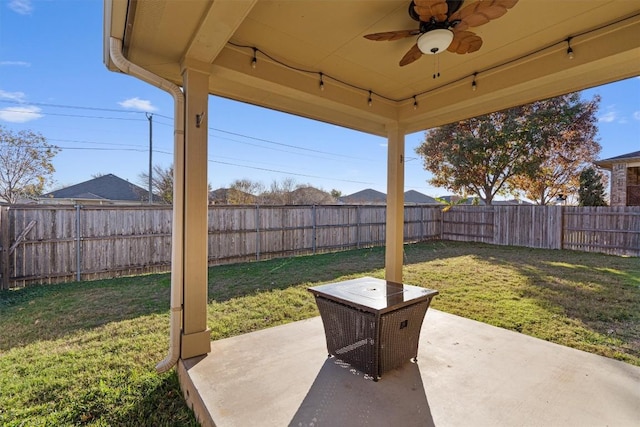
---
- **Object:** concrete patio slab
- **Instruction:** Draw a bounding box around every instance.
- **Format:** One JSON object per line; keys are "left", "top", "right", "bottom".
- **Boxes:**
{"left": 178, "top": 310, "right": 640, "bottom": 427}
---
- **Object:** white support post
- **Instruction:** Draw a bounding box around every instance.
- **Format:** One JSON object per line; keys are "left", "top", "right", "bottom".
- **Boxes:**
{"left": 385, "top": 123, "right": 406, "bottom": 283}
{"left": 180, "top": 66, "right": 211, "bottom": 359}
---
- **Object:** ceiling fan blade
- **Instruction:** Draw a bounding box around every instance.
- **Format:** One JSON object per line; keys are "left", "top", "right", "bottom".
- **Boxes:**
{"left": 460, "top": 35, "right": 483, "bottom": 53}
{"left": 364, "top": 29, "right": 420, "bottom": 41}
{"left": 399, "top": 43, "right": 423, "bottom": 66}
{"left": 496, "top": 0, "right": 519, "bottom": 9}
{"left": 414, "top": 0, "right": 448, "bottom": 22}
{"left": 450, "top": 0, "right": 518, "bottom": 29}
{"left": 447, "top": 31, "right": 482, "bottom": 54}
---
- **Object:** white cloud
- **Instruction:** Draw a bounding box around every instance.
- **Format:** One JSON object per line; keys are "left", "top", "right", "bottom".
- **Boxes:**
{"left": 118, "top": 97, "right": 157, "bottom": 112}
{"left": 0, "top": 105, "right": 43, "bottom": 123}
{"left": 0, "top": 90, "right": 26, "bottom": 102}
{"left": 8, "top": 0, "right": 33, "bottom": 15}
{"left": 379, "top": 143, "right": 388, "bottom": 148}
{"left": 598, "top": 110, "right": 616, "bottom": 123}
{"left": 0, "top": 61, "right": 31, "bottom": 67}
{"left": 633, "top": 111, "right": 640, "bottom": 121}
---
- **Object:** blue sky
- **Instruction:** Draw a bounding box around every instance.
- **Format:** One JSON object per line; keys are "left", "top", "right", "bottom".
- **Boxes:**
{"left": 1, "top": 0, "right": 639, "bottom": 197}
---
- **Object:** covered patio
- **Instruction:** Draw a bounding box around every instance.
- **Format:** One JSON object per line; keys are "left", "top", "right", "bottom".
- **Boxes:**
{"left": 103, "top": 0, "right": 640, "bottom": 424}
{"left": 180, "top": 310, "right": 640, "bottom": 426}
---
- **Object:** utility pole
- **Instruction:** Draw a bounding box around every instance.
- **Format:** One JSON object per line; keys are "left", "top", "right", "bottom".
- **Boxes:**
{"left": 146, "top": 113, "right": 153, "bottom": 204}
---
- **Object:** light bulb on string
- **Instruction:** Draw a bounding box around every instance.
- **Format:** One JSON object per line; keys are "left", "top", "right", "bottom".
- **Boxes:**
{"left": 566, "top": 37, "right": 574, "bottom": 59}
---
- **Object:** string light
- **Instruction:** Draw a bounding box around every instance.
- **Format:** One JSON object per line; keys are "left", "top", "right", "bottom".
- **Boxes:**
{"left": 230, "top": 17, "right": 622, "bottom": 110}
{"left": 413, "top": 96, "right": 418, "bottom": 110}
{"left": 566, "top": 37, "right": 574, "bottom": 60}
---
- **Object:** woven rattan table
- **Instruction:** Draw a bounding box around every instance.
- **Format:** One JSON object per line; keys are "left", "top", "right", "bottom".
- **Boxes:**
{"left": 308, "top": 276, "right": 438, "bottom": 381}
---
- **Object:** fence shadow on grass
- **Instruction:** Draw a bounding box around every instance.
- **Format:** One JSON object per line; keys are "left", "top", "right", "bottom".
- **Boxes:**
{"left": 207, "top": 246, "right": 388, "bottom": 303}
{"left": 206, "top": 241, "right": 465, "bottom": 303}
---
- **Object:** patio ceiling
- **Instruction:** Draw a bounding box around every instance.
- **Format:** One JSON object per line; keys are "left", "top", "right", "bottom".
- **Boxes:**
{"left": 104, "top": 0, "right": 640, "bottom": 136}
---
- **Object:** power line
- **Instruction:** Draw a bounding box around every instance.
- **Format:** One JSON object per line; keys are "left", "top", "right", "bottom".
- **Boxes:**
{"left": 2, "top": 100, "right": 382, "bottom": 185}
{"left": 21, "top": 143, "right": 373, "bottom": 185}
{"left": 2, "top": 100, "right": 375, "bottom": 161}
{"left": 0, "top": 99, "right": 150, "bottom": 114}
{"left": 211, "top": 128, "right": 369, "bottom": 160}
{"left": 0, "top": 107, "right": 146, "bottom": 121}
{"left": 153, "top": 113, "right": 376, "bottom": 161}
{"left": 209, "top": 159, "right": 374, "bottom": 185}
{"left": 48, "top": 138, "right": 148, "bottom": 148}
{"left": 210, "top": 134, "right": 363, "bottom": 163}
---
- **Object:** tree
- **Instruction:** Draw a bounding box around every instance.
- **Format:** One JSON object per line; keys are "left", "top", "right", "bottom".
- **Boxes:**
{"left": 0, "top": 126, "right": 60, "bottom": 203}
{"left": 510, "top": 93, "right": 601, "bottom": 205}
{"left": 330, "top": 189, "right": 343, "bottom": 199}
{"left": 416, "top": 107, "right": 543, "bottom": 205}
{"left": 290, "top": 185, "right": 335, "bottom": 204}
{"left": 578, "top": 167, "right": 607, "bottom": 206}
{"left": 434, "top": 196, "right": 469, "bottom": 212}
{"left": 415, "top": 92, "right": 599, "bottom": 205}
{"left": 227, "top": 178, "right": 264, "bottom": 204}
{"left": 139, "top": 164, "right": 174, "bottom": 204}
{"left": 263, "top": 178, "right": 297, "bottom": 204}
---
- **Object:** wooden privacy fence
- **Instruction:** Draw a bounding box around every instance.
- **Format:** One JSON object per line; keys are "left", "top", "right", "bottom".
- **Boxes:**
{"left": 1, "top": 204, "right": 638, "bottom": 288}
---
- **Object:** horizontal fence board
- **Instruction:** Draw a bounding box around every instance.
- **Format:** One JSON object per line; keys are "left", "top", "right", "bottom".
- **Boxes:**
{"left": 1, "top": 204, "right": 638, "bottom": 289}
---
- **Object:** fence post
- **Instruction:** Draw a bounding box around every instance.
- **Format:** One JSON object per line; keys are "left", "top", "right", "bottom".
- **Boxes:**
{"left": 559, "top": 205, "right": 565, "bottom": 250}
{"left": 75, "top": 205, "right": 82, "bottom": 282}
{"left": 420, "top": 205, "right": 425, "bottom": 241}
{"left": 255, "top": 205, "right": 260, "bottom": 261}
{"left": 356, "top": 205, "right": 360, "bottom": 249}
{"left": 1, "top": 207, "right": 10, "bottom": 290}
{"left": 312, "top": 204, "right": 317, "bottom": 255}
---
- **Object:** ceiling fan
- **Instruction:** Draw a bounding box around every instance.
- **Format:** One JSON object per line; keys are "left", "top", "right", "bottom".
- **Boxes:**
{"left": 364, "top": 0, "right": 518, "bottom": 66}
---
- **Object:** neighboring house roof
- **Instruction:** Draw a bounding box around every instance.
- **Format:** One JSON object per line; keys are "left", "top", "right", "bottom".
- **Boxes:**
{"left": 339, "top": 189, "right": 441, "bottom": 205}
{"left": 404, "top": 190, "right": 438, "bottom": 204}
{"left": 339, "top": 188, "right": 387, "bottom": 204}
{"left": 42, "top": 174, "right": 158, "bottom": 202}
{"left": 209, "top": 188, "right": 230, "bottom": 203}
{"left": 595, "top": 150, "right": 640, "bottom": 169}
{"left": 493, "top": 199, "right": 532, "bottom": 205}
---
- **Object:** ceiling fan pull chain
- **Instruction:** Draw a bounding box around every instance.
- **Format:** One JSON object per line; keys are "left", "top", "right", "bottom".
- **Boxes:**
{"left": 433, "top": 55, "right": 441, "bottom": 79}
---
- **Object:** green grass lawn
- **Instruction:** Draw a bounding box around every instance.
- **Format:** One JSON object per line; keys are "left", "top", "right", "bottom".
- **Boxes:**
{"left": 1, "top": 241, "right": 638, "bottom": 425}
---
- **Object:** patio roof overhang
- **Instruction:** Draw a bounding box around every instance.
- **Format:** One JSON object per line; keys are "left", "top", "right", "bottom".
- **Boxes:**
{"left": 104, "top": 0, "right": 640, "bottom": 136}
{"left": 102, "top": 0, "right": 640, "bottom": 371}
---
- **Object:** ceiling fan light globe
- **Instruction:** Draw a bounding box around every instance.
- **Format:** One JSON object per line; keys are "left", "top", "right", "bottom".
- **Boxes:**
{"left": 417, "top": 29, "right": 454, "bottom": 55}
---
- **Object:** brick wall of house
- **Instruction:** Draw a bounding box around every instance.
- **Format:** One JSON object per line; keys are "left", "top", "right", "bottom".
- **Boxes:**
{"left": 610, "top": 163, "right": 627, "bottom": 206}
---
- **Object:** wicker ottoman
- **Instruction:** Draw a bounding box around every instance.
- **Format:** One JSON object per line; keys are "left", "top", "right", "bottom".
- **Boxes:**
{"left": 309, "top": 277, "right": 438, "bottom": 381}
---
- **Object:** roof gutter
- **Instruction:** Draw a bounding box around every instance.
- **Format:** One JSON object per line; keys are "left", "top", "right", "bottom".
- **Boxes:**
{"left": 109, "top": 37, "right": 185, "bottom": 373}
